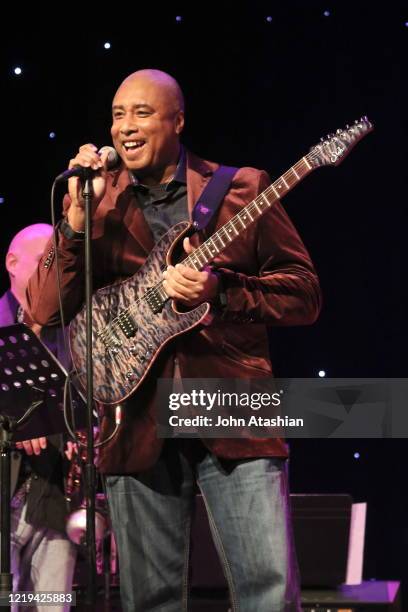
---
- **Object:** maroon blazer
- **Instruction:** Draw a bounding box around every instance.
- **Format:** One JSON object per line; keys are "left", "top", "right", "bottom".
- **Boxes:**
{"left": 27, "top": 151, "right": 321, "bottom": 473}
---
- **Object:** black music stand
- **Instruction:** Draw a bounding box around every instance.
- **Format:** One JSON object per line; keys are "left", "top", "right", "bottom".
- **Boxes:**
{"left": 0, "top": 323, "right": 86, "bottom": 608}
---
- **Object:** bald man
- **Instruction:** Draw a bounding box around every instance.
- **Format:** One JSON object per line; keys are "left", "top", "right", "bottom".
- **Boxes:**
{"left": 0, "top": 224, "right": 76, "bottom": 611}
{"left": 28, "top": 69, "right": 321, "bottom": 611}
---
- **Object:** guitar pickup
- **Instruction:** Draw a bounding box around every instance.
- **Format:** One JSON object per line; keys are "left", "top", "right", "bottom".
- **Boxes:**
{"left": 117, "top": 311, "right": 138, "bottom": 339}
{"left": 146, "top": 287, "right": 165, "bottom": 314}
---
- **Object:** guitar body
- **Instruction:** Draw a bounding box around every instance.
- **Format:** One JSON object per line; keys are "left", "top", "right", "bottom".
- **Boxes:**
{"left": 69, "top": 221, "right": 210, "bottom": 405}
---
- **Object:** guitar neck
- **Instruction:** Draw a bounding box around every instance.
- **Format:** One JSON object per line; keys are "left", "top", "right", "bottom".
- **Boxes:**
{"left": 183, "top": 155, "right": 314, "bottom": 271}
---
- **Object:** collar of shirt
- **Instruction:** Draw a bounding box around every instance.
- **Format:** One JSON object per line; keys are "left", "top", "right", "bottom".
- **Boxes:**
{"left": 129, "top": 145, "right": 187, "bottom": 193}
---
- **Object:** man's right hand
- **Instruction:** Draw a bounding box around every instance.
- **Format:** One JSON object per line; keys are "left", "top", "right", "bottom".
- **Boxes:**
{"left": 67, "top": 144, "right": 112, "bottom": 232}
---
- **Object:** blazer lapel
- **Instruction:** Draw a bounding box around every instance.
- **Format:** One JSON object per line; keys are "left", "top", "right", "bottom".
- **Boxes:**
{"left": 110, "top": 166, "right": 155, "bottom": 255}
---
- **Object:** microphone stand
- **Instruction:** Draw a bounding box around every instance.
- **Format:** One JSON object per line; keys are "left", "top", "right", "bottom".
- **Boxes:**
{"left": 82, "top": 174, "right": 97, "bottom": 606}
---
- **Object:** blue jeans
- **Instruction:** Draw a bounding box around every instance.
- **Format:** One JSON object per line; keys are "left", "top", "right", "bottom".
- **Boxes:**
{"left": 106, "top": 442, "right": 300, "bottom": 612}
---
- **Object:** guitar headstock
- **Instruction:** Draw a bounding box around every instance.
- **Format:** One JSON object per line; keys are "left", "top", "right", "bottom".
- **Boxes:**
{"left": 308, "top": 116, "right": 373, "bottom": 167}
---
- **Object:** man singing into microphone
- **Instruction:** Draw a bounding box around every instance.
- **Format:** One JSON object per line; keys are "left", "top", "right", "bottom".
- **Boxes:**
{"left": 27, "top": 69, "right": 321, "bottom": 611}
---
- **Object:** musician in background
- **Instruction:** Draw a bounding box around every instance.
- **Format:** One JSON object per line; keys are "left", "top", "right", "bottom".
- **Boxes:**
{"left": 0, "top": 223, "right": 76, "bottom": 611}
{"left": 27, "top": 69, "right": 321, "bottom": 611}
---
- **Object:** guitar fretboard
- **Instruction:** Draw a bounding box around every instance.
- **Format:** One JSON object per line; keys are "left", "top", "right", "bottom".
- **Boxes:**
{"left": 183, "top": 154, "right": 314, "bottom": 271}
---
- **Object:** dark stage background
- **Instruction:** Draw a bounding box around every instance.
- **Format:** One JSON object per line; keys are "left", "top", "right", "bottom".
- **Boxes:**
{"left": 1, "top": 0, "right": 407, "bottom": 602}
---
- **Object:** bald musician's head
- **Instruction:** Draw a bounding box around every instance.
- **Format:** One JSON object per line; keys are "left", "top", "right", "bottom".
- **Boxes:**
{"left": 6, "top": 223, "right": 53, "bottom": 309}
{"left": 118, "top": 69, "right": 185, "bottom": 113}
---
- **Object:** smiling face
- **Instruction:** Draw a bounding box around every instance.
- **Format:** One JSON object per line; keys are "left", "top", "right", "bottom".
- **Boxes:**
{"left": 111, "top": 70, "right": 185, "bottom": 185}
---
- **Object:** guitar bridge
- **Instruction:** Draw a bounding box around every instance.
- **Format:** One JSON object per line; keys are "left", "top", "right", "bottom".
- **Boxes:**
{"left": 98, "top": 329, "right": 121, "bottom": 350}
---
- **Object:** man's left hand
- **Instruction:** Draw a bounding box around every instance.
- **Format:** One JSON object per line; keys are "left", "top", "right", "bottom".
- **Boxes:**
{"left": 15, "top": 437, "right": 47, "bottom": 456}
{"left": 162, "top": 237, "right": 219, "bottom": 306}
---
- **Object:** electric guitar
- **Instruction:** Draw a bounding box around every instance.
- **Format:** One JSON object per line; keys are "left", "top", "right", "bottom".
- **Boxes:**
{"left": 69, "top": 117, "right": 373, "bottom": 405}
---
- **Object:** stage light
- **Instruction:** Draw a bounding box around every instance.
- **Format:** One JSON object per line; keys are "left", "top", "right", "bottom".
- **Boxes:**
{"left": 49, "top": 132, "right": 56, "bottom": 139}
{"left": 354, "top": 452, "right": 360, "bottom": 459}
{"left": 0, "top": 197, "right": 4, "bottom": 204}
{"left": 318, "top": 370, "right": 326, "bottom": 377}
{"left": 104, "top": 42, "right": 111, "bottom": 49}
{"left": 266, "top": 16, "right": 273, "bottom": 23}
{"left": 175, "top": 16, "right": 182, "bottom": 22}
{"left": 13, "top": 67, "right": 22, "bottom": 76}
{"left": 323, "top": 10, "right": 331, "bottom": 17}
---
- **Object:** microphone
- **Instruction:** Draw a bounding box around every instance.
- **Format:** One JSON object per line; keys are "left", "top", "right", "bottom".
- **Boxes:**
{"left": 55, "top": 146, "right": 120, "bottom": 183}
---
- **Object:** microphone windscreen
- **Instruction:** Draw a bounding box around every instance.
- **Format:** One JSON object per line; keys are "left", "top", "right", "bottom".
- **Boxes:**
{"left": 98, "top": 146, "right": 120, "bottom": 170}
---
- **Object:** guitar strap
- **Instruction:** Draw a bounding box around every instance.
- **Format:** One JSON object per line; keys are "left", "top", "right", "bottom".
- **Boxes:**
{"left": 191, "top": 165, "right": 239, "bottom": 231}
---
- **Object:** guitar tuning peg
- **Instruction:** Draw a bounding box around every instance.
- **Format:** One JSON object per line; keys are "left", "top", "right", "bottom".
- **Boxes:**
{"left": 320, "top": 137, "right": 325, "bottom": 142}
{"left": 345, "top": 124, "right": 350, "bottom": 129}
{"left": 336, "top": 129, "right": 343, "bottom": 134}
